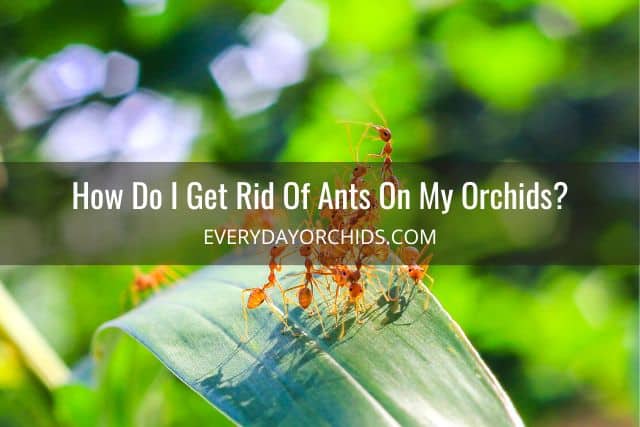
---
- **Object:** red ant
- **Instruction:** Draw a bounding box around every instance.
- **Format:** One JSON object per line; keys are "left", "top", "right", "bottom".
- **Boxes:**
{"left": 339, "top": 102, "right": 398, "bottom": 187}
{"left": 127, "top": 265, "right": 180, "bottom": 306}
{"left": 396, "top": 244, "right": 435, "bottom": 309}
{"left": 336, "top": 263, "right": 368, "bottom": 339}
{"left": 241, "top": 245, "right": 290, "bottom": 340}
{"left": 330, "top": 247, "right": 386, "bottom": 338}
{"left": 284, "top": 244, "right": 331, "bottom": 336}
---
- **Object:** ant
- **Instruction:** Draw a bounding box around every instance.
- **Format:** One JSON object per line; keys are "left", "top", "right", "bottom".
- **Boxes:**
{"left": 350, "top": 164, "right": 369, "bottom": 190}
{"left": 220, "top": 204, "right": 285, "bottom": 235}
{"left": 284, "top": 244, "right": 330, "bottom": 337}
{"left": 396, "top": 244, "right": 435, "bottom": 310}
{"left": 354, "top": 244, "right": 393, "bottom": 301}
{"left": 337, "top": 264, "right": 369, "bottom": 339}
{"left": 347, "top": 191, "right": 380, "bottom": 230}
{"left": 127, "top": 265, "right": 180, "bottom": 306}
{"left": 329, "top": 247, "right": 384, "bottom": 339}
{"left": 338, "top": 100, "right": 399, "bottom": 188}
{"left": 241, "top": 245, "right": 290, "bottom": 340}
{"left": 339, "top": 95, "right": 392, "bottom": 165}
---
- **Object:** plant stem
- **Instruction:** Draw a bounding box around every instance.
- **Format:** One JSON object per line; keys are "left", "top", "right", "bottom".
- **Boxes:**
{"left": 0, "top": 281, "right": 70, "bottom": 389}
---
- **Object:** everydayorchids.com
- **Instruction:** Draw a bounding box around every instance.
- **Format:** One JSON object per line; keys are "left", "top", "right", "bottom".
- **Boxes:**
{"left": 203, "top": 227, "right": 437, "bottom": 247}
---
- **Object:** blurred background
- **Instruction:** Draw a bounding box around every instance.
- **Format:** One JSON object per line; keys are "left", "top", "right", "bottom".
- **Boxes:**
{"left": 0, "top": 0, "right": 637, "bottom": 426}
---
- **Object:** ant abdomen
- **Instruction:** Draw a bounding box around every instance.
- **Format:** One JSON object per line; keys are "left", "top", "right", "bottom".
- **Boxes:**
{"left": 298, "top": 287, "right": 312, "bottom": 309}
{"left": 247, "top": 289, "right": 266, "bottom": 309}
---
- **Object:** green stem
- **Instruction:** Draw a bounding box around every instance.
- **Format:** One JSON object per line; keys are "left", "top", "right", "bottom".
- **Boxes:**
{"left": 0, "top": 281, "right": 70, "bottom": 389}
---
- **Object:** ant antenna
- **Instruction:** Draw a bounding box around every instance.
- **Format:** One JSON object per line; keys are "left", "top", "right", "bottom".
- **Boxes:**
{"left": 363, "top": 91, "right": 388, "bottom": 128}
{"left": 343, "top": 122, "right": 357, "bottom": 162}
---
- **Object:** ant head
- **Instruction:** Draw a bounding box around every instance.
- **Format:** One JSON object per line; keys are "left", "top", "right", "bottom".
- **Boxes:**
{"left": 349, "top": 282, "right": 363, "bottom": 298}
{"left": 299, "top": 245, "right": 313, "bottom": 257}
{"left": 270, "top": 245, "right": 286, "bottom": 257}
{"left": 408, "top": 265, "right": 424, "bottom": 281}
{"left": 352, "top": 164, "right": 367, "bottom": 178}
{"left": 375, "top": 126, "right": 392, "bottom": 142}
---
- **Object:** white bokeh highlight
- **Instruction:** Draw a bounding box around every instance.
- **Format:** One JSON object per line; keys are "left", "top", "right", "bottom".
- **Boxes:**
{"left": 39, "top": 91, "right": 201, "bottom": 162}
{"left": 209, "top": 0, "right": 327, "bottom": 117}
{"left": 28, "top": 45, "right": 106, "bottom": 110}
{"left": 102, "top": 52, "right": 140, "bottom": 98}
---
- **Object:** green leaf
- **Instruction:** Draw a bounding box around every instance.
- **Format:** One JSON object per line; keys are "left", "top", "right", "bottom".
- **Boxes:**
{"left": 94, "top": 264, "right": 523, "bottom": 427}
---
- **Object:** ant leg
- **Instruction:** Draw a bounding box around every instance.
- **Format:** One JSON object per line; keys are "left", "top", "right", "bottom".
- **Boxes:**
{"left": 356, "top": 298, "right": 367, "bottom": 324}
{"left": 264, "top": 295, "right": 290, "bottom": 333}
{"left": 283, "top": 283, "right": 307, "bottom": 311}
{"left": 414, "top": 280, "right": 430, "bottom": 310}
{"left": 331, "top": 286, "right": 341, "bottom": 326}
{"left": 354, "top": 124, "right": 374, "bottom": 161}
{"left": 358, "top": 282, "right": 369, "bottom": 309}
{"left": 362, "top": 268, "right": 390, "bottom": 302}
{"left": 241, "top": 289, "right": 252, "bottom": 341}
{"left": 421, "top": 274, "right": 435, "bottom": 310}
{"left": 321, "top": 275, "right": 332, "bottom": 292}
{"left": 425, "top": 273, "right": 435, "bottom": 289}
{"left": 283, "top": 283, "right": 305, "bottom": 296}
{"left": 337, "top": 120, "right": 374, "bottom": 160}
{"left": 355, "top": 296, "right": 366, "bottom": 323}
{"left": 150, "top": 281, "right": 160, "bottom": 294}
{"left": 417, "top": 244, "right": 432, "bottom": 264}
{"left": 338, "top": 295, "right": 350, "bottom": 340}
{"left": 312, "top": 278, "right": 331, "bottom": 308}
{"left": 272, "top": 279, "right": 288, "bottom": 317}
{"left": 163, "top": 266, "right": 181, "bottom": 282}
{"left": 387, "top": 266, "right": 401, "bottom": 301}
{"left": 131, "top": 284, "right": 142, "bottom": 306}
{"left": 363, "top": 93, "right": 389, "bottom": 129}
{"left": 271, "top": 280, "right": 291, "bottom": 330}
{"left": 370, "top": 145, "right": 386, "bottom": 157}
{"left": 310, "top": 290, "right": 328, "bottom": 338}
{"left": 342, "top": 122, "right": 356, "bottom": 162}
{"left": 363, "top": 269, "right": 390, "bottom": 301}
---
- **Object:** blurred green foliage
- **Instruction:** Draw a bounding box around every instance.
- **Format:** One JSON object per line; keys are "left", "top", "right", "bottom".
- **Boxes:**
{"left": 0, "top": 0, "right": 637, "bottom": 425}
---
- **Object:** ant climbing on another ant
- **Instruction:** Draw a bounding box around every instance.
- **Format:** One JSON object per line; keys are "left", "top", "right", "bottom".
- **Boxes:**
{"left": 338, "top": 98, "right": 400, "bottom": 191}
{"left": 234, "top": 95, "right": 438, "bottom": 340}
